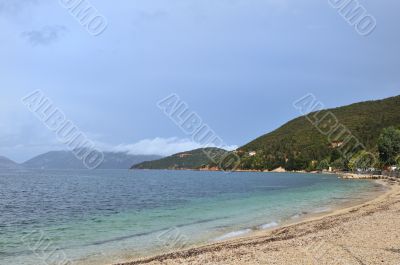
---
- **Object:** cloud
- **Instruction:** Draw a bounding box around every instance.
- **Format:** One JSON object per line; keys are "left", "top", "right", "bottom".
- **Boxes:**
{"left": 21, "top": 25, "right": 67, "bottom": 46}
{"left": 98, "top": 137, "right": 238, "bottom": 156}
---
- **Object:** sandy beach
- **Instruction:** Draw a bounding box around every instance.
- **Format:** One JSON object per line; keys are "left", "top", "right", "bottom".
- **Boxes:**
{"left": 115, "top": 179, "right": 400, "bottom": 265}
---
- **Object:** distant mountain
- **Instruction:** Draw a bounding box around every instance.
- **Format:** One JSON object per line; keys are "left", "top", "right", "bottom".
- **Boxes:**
{"left": 0, "top": 156, "right": 21, "bottom": 169}
{"left": 238, "top": 95, "right": 400, "bottom": 171}
{"left": 22, "top": 151, "right": 162, "bottom": 170}
{"left": 132, "top": 148, "right": 229, "bottom": 170}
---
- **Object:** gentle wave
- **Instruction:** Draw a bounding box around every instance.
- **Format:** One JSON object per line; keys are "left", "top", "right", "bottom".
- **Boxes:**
{"left": 312, "top": 207, "right": 331, "bottom": 214}
{"left": 258, "top": 221, "right": 278, "bottom": 230}
{"left": 89, "top": 217, "right": 229, "bottom": 247}
{"left": 289, "top": 207, "right": 331, "bottom": 220}
{"left": 290, "top": 212, "right": 308, "bottom": 219}
{"left": 213, "top": 229, "right": 252, "bottom": 241}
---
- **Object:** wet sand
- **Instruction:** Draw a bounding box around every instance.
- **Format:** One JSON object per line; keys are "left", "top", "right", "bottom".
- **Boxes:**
{"left": 115, "top": 180, "right": 400, "bottom": 265}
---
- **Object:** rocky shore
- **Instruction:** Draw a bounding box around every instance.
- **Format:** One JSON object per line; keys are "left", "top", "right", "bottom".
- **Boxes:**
{"left": 338, "top": 172, "right": 399, "bottom": 181}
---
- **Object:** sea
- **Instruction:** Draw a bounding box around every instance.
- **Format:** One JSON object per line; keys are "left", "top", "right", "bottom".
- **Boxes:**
{"left": 0, "top": 169, "right": 384, "bottom": 265}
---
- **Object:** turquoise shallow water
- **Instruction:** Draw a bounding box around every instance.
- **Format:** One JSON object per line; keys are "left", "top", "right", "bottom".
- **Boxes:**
{"left": 0, "top": 169, "right": 382, "bottom": 265}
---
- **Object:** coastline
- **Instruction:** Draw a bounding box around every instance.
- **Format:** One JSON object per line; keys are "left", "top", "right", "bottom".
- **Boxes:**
{"left": 135, "top": 167, "right": 377, "bottom": 177}
{"left": 113, "top": 179, "right": 399, "bottom": 265}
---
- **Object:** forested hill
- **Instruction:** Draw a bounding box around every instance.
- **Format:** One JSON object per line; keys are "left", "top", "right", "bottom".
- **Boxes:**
{"left": 132, "top": 148, "right": 229, "bottom": 170}
{"left": 238, "top": 95, "right": 400, "bottom": 171}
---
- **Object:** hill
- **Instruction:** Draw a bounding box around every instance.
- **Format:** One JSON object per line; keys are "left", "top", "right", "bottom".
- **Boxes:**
{"left": 0, "top": 156, "right": 21, "bottom": 169}
{"left": 22, "top": 151, "right": 161, "bottom": 170}
{"left": 132, "top": 148, "right": 229, "bottom": 170}
{"left": 238, "top": 95, "right": 400, "bottom": 171}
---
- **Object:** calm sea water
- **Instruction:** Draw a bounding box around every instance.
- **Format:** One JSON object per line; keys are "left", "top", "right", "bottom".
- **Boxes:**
{"left": 0, "top": 169, "right": 382, "bottom": 265}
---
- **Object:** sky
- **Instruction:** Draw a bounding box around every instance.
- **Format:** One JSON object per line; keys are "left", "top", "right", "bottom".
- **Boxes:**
{"left": 1, "top": 0, "right": 399, "bottom": 162}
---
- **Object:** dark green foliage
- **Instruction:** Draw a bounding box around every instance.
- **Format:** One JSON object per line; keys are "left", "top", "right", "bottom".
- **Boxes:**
{"left": 331, "top": 158, "right": 348, "bottom": 171}
{"left": 377, "top": 127, "right": 400, "bottom": 167}
{"left": 132, "top": 148, "right": 229, "bottom": 170}
{"left": 317, "top": 159, "right": 330, "bottom": 171}
{"left": 348, "top": 151, "right": 376, "bottom": 171}
{"left": 329, "top": 149, "right": 342, "bottom": 163}
{"left": 285, "top": 155, "right": 308, "bottom": 171}
{"left": 239, "top": 95, "right": 400, "bottom": 171}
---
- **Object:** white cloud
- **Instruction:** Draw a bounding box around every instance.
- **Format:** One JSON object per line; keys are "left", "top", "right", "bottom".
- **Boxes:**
{"left": 98, "top": 137, "right": 237, "bottom": 156}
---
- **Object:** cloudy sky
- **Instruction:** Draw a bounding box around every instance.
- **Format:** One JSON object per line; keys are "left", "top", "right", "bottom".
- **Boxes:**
{"left": 1, "top": 0, "right": 399, "bottom": 162}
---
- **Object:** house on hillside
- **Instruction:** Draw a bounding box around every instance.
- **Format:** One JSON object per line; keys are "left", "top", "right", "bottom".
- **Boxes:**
{"left": 330, "top": 141, "right": 344, "bottom": 148}
{"left": 178, "top": 153, "right": 192, "bottom": 158}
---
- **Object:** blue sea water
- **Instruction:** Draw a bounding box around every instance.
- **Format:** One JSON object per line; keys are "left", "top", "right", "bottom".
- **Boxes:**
{"left": 0, "top": 169, "right": 383, "bottom": 265}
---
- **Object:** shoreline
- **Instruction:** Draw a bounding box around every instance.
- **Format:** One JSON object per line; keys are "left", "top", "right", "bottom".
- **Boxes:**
{"left": 113, "top": 179, "right": 399, "bottom": 265}
{"left": 134, "top": 167, "right": 390, "bottom": 178}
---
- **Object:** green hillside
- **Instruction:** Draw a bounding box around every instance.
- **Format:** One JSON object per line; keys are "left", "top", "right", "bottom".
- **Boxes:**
{"left": 132, "top": 148, "right": 229, "bottom": 170}
{"left": 238, "top": 95, "right": 400, "bottom": 171}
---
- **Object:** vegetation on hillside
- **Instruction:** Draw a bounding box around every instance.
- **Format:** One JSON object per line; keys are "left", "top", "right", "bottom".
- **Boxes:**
{"left": 237, "top": 95, "right": 400, "bottom": 171}
{"left": 377, "top": 127, "right": 400, "bottom": 167}
{"left": 132, "top": 148, "right": 229, "bottom": 170}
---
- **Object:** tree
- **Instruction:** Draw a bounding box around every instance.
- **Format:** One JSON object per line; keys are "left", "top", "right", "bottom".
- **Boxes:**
{"left": 330, "top": 149, "right": 341, "bottom": 163}
{"left": 306, "top": 160, "right": 318, "bottom": 172}
{"left": 377, "top": 127, "right": 400, "bottom": 167}
{"left": 331, "top": 158, "right": 349, "bottom": 171}
{"left": 348, "top": 151, "right": 376, "bottom": 171}
{"left": 285, "top": 154, "right": 309, "bottom": 171}
{"left": 252, "top": 153, "right": 266, "bottom": 171}
{"left": 396, "top": 155, "right": 400, "bottom": 168}
{"left": 317, "top": 159, "right": 330, "bottom": 171}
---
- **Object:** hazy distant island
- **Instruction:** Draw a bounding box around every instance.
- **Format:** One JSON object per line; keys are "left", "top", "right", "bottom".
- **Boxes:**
{"left": 0, "top": 156, "right": 22, "bottom": 170}
{"left": 0, "top": 151, "right": 162, "bottom": 170}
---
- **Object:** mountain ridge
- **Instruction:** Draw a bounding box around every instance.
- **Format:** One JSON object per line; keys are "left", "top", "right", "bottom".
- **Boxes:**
{"left": 132, "top": 147, "right": 229, "bottom": 170}
{"left": 0, "top": 156, "right": 21, "bottom": 169}
{"left": 22, "top": 151, "right": 162, "bottom": 170}
{"left": 0, "top": 151, "right": 162, "bottom": 170}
